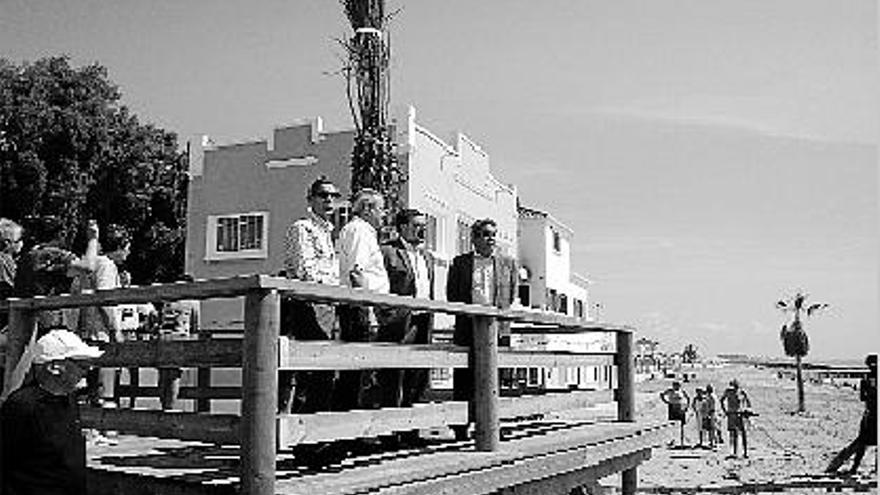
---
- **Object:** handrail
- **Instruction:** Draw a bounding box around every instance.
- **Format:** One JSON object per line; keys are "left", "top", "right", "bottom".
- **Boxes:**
{"left": 1, "top": 274, "right": 632, "bottom": 333}
{"left": 1, "top": 274, "right": 637, "bottom": 495}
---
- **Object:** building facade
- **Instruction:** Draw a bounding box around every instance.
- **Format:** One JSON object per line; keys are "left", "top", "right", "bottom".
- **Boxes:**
{"left": 184, "top": 106, "right": 518, "bottom": 330}
{"left": 517, "top": 205, "right": 591, "bottom": 319}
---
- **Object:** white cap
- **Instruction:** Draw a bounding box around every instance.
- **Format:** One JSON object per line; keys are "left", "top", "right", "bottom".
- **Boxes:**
{"left": 32, "top": 329, "right": 104, "bottom": 364}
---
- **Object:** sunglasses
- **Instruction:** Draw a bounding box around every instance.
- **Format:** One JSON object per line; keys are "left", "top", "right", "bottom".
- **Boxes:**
{"left": 315, "top": 191, "right": 341, "bottom": 199}
{"left": 477, "top": 230, "right": 497, "bottom": 238}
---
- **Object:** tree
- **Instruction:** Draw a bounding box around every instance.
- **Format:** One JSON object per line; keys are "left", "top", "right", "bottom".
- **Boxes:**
{"left": 776, "top": 291, "right": 828, "bottom": 412}
{"left": 340, "top": 0, "right": 405, "bottom": 213}
{"left": 0, "top": 56, "right": 187, "bottom": 283}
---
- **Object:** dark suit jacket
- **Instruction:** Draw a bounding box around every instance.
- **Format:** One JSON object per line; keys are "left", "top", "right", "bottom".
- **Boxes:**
{"left": 378, "top": 238, "right": 435, "bottom": 342}
{"left": 446, "top": 252, "right": 517, "bottom": 347}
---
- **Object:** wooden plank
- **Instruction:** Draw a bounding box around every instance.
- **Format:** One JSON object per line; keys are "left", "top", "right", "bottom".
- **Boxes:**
{"left": 278, "top": 340, "right": 614, "bottom": 370}
{"left": 257, "top": 275, "right": 633, "bottom": 333}
{"left": 500, "top": 449, "right": 651, "bottom": 495}
{"left": 80, "top": 407, "right": 240, "bottom": 444}
{"left": 375, "top": 436, "right": 657, "bottom": 495}
{"left": 96, "top": 340, "right": 243, "bottom": 367}
{"left": 275, "top": 421, "right": 673, "bottom": 495}
{"left": 6, "top": 274, "right": 632, "bottom": 334}
{"left": 114, "top": 385, "right": 241, "bottom": 400}
{"left": 6, "top": 275, "right": 265, "bottom": 310}
{"left": 276, "top": 390, "right": 613, "bottom": 447}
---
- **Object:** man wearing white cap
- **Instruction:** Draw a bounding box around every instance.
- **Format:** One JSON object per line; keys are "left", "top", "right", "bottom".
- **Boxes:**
{"left": 1, "top": 329, "right": 103, "bottom": 495}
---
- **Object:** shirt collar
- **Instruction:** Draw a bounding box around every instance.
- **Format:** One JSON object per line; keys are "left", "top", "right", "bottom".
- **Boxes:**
{"left": 306, "top": 208, "right": 334, "bottom": 231}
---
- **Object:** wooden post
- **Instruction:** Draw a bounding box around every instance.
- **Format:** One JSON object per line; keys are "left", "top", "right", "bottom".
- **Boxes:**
{"left": 2, "top": 306, "right": 36, "bottom": 399}
{"left": 240, "top": 290, "right": 279, "bottom": 495}
{"left": 615, "top": 330, "right": 637, "bottom": 495}
{"left": 472, "top": 315, "right": 499, "bottom": 451}
{"left": 196, "top": 329, "right": 212, "bottom": 413}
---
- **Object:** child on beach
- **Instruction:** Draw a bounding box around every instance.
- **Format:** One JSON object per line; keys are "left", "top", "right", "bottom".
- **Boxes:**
{"left": 691, "top": 388, "right": 707, "bottom": 448}
{"left": 703, "top": 384, "right": 721, "bottom": 448}
{"left": 660, "top": 381, "right": 690, "bottom": 447}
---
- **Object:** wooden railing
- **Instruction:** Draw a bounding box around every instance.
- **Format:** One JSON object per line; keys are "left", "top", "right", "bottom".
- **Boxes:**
{"left": 1, "top": 274, "right": 636, "bottom": 495}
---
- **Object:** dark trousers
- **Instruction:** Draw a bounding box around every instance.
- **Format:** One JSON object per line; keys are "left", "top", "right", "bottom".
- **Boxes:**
{"left": 334, "top": 305, "right": 373, "bottom": 411}
{"left": 279, "top": 298, "right": 334, "bottom": 414}
{"left": 377, "top": 312, "right": 432, "bottom": 408}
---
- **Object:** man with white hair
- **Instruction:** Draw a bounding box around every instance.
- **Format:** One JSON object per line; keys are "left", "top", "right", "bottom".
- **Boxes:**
{"left": 1, "top": 329, "right": 103, "bottom": 495}
{"left": 335, "top": 188, "right": 389, "bottom": 410}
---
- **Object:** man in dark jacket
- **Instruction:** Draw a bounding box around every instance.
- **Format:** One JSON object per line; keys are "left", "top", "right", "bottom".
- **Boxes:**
{"left": 446, "top": 218, "right": 517, "bottom": 440}
{"left": 378, "top": 209, "right": 435, "bottom": 409}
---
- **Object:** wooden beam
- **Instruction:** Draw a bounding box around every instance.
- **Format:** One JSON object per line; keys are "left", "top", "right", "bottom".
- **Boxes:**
{"left": 497, "top": 449, "right": 651, "bottom": 495}
{"left": 6, "top": 275, "right": 632, "bottom": 334}
{"left": 7, "top": 275, "right": 265, "bottom": 310}
{"left": 277, "top": 390, "right": 613, "bottom": 447}
{"left": 278, "top": 340, "right": 614, "bottom": 370}
{"left": 96, "top": 340, "right": 243, "bottom": 367}
{"left": 240, "top": 289, "right": 279, "bottom": 495}
{"left": 80, "top": 407, "right": 239, "bottom": 444}
{"left": 275, "top": 421, "right": 673, "bottom": 495}
{"left": 114, "top": 385, "right": 241, "bottom": 400}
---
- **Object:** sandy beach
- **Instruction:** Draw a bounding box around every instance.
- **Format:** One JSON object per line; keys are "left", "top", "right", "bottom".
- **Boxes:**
{"left": 614, "top": 363, "right": 877, "bottom": 493}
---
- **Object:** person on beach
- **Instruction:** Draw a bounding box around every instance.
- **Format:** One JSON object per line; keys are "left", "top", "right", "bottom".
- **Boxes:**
{"left": 691, "top": 388, "right": 708, "bottom": 448}
{"left": 1, "top": 329, "right": 103, "bottom": 495}
{"left": 156, "top": 275, "right": 199, "bottom": 411}
{"left": 721, "top": 379, "right": 752, "bottom": 458}
{"left": 660, "top": 381, "right": 690, "bottom": 447}
{"left": 703, "top": 383, "right": 721, "bottom": 448}
{"left": 825, "top": 353, "right": 877, "bottom": 475}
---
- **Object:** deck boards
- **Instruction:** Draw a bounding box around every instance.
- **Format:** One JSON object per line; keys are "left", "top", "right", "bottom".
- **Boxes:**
{"left": 87, "top": 419, "right": 673, "bottom": 495}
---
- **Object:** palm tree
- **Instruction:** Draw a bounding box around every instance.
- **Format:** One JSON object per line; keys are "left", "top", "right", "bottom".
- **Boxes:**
{"left": 776, "top": 292, "right": 828, "bottom": 412}
{"left": 340, "top": 0, "right": 405, "bottom": 213}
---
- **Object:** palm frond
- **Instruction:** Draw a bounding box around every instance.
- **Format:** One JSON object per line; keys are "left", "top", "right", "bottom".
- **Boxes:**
{"left": 776, "top": 300, "right": 788, "bottom": 310}
{"left": 806, "top": 303, "right": 829, "bottom": 317}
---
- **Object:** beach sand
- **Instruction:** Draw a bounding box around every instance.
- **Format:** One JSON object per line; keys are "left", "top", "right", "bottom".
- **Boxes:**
{"left": 609, "top": 363, "right": 877, "bottom": 493}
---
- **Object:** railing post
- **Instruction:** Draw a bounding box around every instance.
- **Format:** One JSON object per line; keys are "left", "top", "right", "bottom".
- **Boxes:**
{"left": 241, "top": 289, "right": 279, "bottom": 495}
{"left": 473, "top": 315, "right": 499, "bottom": 451}
{"left": 615, "top": 330, "right": 637, "bottom": 495}
{"left": 196, "top": 329, "right": 212, "bottom": 413}
{"left": 2, "top": 306, "right": 36, "bottom": 399}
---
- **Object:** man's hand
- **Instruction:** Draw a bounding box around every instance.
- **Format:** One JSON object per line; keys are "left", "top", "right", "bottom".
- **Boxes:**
{"left": 349, "top": 264, "right": 366, "bottom": 288}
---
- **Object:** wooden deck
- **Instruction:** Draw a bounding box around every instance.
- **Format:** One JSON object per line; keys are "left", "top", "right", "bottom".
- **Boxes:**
{"left": 2, "top": 275, "right": 664, "bottom": 495}
{"left": 86, "top": 418, "right": 674, "bottom": 495}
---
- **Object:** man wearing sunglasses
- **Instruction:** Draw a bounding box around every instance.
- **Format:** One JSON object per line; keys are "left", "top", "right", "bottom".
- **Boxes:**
{"left": 446, "top": 218, "right": 518, "bottom": 440}
{"left": 280, "top": 177, "right": 341, "bottom": 414}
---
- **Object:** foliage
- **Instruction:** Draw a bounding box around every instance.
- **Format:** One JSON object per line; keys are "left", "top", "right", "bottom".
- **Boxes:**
{"left": 340, "top": 0, "right": 406, "bottom": 213}
{"left": 0, "top": 56, "right": 187, "bottom": 283}
{"left": 775, "top": 292, "right": 828, "bottom": 358}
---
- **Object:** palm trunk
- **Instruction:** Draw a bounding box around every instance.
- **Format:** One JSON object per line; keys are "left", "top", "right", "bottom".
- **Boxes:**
{"left": 795, "top": 354, "right": 805, "bottom": 412}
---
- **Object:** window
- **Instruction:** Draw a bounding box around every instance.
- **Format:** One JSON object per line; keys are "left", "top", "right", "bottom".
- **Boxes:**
{"left": 558, "top": 294, "right": 568, "bottom": 315}
{"left": 552, "top": 229, "right": 561, "bottom": 253}
{"left": 206, "top": 212, "right": 269, "bottom": 260}
{"left": 547, "top": 289, "right": 557, "bottom": 311}
{"left": 574, "top": 299, "right": 584, "bottom": 318}
{"left": 518, "top": 284, "right": 530, "bottom": 307}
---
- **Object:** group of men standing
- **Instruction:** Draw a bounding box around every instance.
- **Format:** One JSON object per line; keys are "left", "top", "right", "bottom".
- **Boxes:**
{"left": 279, "top": 177, "right": 517, "bottom": 442}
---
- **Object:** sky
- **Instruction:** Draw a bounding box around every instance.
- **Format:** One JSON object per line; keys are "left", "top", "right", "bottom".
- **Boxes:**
{"left": 2, "top": 0, "right": 877, "bottom": 360}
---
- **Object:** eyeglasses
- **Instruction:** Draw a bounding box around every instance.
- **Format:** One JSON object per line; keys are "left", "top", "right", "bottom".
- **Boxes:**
{"left": 477, "top": 230, "right": 497, "bottom": 238}
{"left": 315, "top": 191, "right": 341, "bottom": 199}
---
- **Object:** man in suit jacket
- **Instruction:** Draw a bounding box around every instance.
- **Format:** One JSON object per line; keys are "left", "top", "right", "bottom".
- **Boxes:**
{"left": 378, "top": 209, "right": 435, "bottom": 409}
{"left": 446, "top": 218, "right": 518, "bottom": 439}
